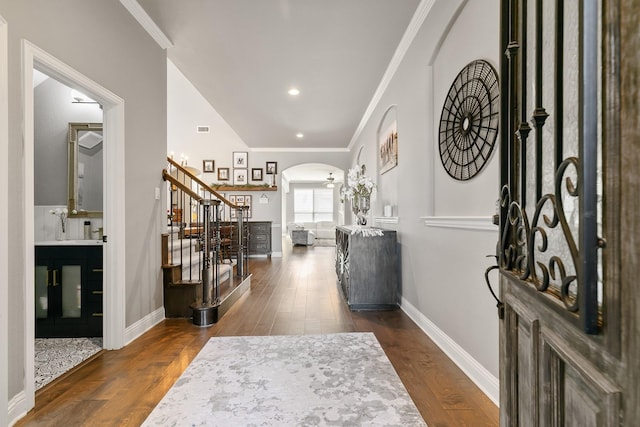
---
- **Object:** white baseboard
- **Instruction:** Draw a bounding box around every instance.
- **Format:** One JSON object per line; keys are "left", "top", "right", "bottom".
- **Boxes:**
{"left": 124, "top": 306, "right": 165, "bottom": 346}
{"left": 7, "top": 391, "right": 27, "bottom": 427}
{"left": 400, "top": 296, "right": 499, "bottom": 406}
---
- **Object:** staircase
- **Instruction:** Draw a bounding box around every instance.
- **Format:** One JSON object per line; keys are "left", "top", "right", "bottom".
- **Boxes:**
{"left": 161, "top": 157, "right": 251, "bottom": 325}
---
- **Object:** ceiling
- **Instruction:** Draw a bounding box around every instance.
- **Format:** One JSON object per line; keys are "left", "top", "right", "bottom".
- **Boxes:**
{"left": 137, "top": 0, "right": 420, "bottom": 151}
{"left": 282, "top": 163, "right": 344, "bottom": 184}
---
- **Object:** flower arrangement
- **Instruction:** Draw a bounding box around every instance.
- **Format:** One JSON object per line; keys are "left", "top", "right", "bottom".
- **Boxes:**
{"left": 50, "top": 208, "right": 77, "bottom": 237}
{"left": 343, "top": 164, "right": 375, "bottom": 200}
{"left": 342, "top": 164, "right": 375, "bottom": 226}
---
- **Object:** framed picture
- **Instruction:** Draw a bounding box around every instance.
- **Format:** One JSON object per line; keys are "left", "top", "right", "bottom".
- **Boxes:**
{"left": 379, "top": 120, "right": 398, "bottom": 174}
{"left": 233, "top": 168, "right": 248, "bottom": 185}
{"left": 251, "top": 168, "right": 263, "bottom": 181}
{"left": 244, "top": 196, "right": 252, "bottom": 218}
{"left": 203, "top": 159, "right": 214, "bottom": 173}
{"left": 218, "top": 167, "right": 230, "bottom": 181}
{"left": 266, "top": 161, "right": 278, "bottom": 175}
{"left": 229, "top": 195, "right": 252, "bottom": 219}
{"left": 233, "top": 151, "right": 248, "bottom": 168}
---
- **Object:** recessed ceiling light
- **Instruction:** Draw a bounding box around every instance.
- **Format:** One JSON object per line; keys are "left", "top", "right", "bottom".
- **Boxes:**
{"left": 288, "top": 88, "right": 300, "bottom": 96}
{"left": 296, "top": 133, "right": 304, "bottom": 139}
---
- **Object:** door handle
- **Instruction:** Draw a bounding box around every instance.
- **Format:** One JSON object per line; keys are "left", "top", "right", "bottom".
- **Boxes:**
{"left": 484, "top": 256, "right": 504, "bottom": 319}
{"left": 52, "top": 269, "right": 59, "bottom": 287}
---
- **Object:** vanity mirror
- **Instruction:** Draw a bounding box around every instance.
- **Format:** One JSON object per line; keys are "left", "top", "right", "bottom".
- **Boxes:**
{"left": 68, "top": 122, "right": 103, "bottom": 217}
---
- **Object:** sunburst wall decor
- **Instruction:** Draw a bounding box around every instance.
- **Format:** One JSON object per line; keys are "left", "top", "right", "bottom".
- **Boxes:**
{"left": 438, "top": 59, "right": 499, "bottom": 181}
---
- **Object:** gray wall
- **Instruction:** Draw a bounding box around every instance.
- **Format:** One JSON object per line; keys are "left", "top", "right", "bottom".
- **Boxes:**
{"left": 1, "top": 0, "right": 167, "bottom": 404}
{"left": 349, "top": 0, "right": 500, "bottom": 380}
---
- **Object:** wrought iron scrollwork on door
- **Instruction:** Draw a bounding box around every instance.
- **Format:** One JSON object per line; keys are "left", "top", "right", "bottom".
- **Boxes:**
{"left": 498, "top": 0, "right": 603, "bottom": 334}
{"left": 499, "top": 151, "right": 603, "bottom": 333}
{"left": 484, "top": 255, "right": 504, "bottom": 320}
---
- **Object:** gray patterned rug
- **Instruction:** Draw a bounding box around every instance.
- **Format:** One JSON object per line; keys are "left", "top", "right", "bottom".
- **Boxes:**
{"left": 35, "top": 337, "right": 103, "bottom": 390}
{"left": 143, "top": 333, "right": 426, "bottom": 426}
{"left": 313, "top": 238, "right": 336, "bottom": 247}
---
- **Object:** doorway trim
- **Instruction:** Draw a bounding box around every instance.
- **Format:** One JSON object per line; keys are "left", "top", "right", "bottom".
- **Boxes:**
{"left": 21, "top": 40, "right": 126, "bottom": 408}
{"left": 1, "top": 14, "right": 9, "bottom": 427}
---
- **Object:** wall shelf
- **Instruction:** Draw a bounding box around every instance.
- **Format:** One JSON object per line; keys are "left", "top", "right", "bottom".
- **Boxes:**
{"left": 210, "top": 185, "right": 278, "bottom": 192}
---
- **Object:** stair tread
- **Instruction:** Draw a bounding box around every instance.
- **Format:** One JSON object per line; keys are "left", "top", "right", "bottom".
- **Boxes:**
{"left": 171, "top": 280, "right": 202, "bottom": 286}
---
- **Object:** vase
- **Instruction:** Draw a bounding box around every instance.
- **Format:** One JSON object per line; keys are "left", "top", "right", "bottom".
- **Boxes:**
{"left": 351, "top": 194, "right": 360, "bottom": 218}
{"left": 55, "top": 219, "right": 66, "bottom": 241}
{"left": 356, "top": 195, "right": 370, "bottom": 226}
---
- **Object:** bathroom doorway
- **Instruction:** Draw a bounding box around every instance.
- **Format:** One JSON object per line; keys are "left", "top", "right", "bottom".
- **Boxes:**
{"left": 23, "top": 40, "right": 126, "bottom": 407}
{"left": 32, "top": 69, "right": 104, "bottom": 389}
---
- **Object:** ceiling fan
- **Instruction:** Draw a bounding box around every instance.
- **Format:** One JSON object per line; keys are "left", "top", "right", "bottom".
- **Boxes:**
{"left": 324, "top": 172, "right": 335, "bottom": 189}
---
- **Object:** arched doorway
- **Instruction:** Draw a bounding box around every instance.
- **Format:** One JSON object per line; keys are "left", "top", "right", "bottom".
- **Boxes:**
{"left": 281, "top": 163, "right": 344, "bottom": 247}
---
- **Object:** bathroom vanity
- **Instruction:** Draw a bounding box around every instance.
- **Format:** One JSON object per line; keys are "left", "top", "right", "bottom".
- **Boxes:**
{"left": 35, "top": 241, "right": 103, "bottom": 338}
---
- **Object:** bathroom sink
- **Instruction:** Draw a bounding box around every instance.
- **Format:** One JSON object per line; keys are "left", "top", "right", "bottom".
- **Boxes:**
{"left": 35, "top": 240, "right": 103, "bottom": 246}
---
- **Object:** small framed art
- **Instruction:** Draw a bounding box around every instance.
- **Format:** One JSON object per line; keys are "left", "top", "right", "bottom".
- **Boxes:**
{"left": 233, "top": 151, "right": 248, "bottom": 168}
{"left": 251, "top": 168, "right": 263, "bottom": 181}
{"left": 266, "top": 161, "right": 277, "bottom": 175}
{"left": 218, "top": 167, "right": 230, "bottom": 181}
{"left": 203, "top": 159, "right": 214, "bottom": 173}
{"left": 233, "top": 168, "right": 248, "bottom": 185}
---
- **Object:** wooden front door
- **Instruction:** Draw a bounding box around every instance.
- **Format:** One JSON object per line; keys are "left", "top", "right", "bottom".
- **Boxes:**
{"left": 497, "top": 0, "right": 639, "bottom": 425}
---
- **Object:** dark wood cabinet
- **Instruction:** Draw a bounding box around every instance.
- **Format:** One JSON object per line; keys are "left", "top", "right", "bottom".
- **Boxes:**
{"left": 35, "top": 245, "right": 103, "bottom": 338}
{"left": 335, "top": 226, "right": 398, "bottom": 310}
{"left": 216, "top": 221, "right": 272, "bottom": 258}
{"left": 248, "top": 221, "right": 271, "bottom": 256}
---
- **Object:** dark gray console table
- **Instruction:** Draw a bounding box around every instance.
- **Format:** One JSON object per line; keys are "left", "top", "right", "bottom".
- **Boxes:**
{"left": 335, "top": 226, "right": 398, "bottom": 310}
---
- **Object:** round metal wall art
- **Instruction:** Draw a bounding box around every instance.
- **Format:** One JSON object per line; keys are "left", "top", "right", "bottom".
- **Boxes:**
{"left": 438, "top": 59, "right": 499, "bottom": 181}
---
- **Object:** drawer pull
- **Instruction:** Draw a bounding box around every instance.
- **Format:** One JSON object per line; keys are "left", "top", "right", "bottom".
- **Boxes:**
{"left": 92, "top": 313, "right": 103, "bottom": 317}
{"left": 92, "top": 290, "right": 103, "bottom": 295}
{"left": 92, "top": 268, "right": 103, "bottom": 273}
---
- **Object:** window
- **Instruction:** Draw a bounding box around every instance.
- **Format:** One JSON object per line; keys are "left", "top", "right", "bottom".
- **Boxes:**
{"left": 294, "top": 188, "right": 333, "bottom": 223}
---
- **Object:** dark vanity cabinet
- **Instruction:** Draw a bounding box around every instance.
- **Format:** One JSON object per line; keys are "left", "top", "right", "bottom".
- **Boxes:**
{"left": 35, "top": 245, "right": 103, "bottom": 338}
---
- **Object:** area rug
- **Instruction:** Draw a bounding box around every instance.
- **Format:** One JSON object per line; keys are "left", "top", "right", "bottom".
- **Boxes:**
{"left": 142, "top": 333, "right": 426, "bottom": 426}
{"left": 35, "top": 337, "right": 103, "bottom": 390}
{"left": 313, "top": 238, "right": 336, "bottom": 247}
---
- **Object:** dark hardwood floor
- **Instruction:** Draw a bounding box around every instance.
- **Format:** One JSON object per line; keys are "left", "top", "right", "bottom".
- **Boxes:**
{"left": 17, "top": 239, "right": 498, "bottom": 426}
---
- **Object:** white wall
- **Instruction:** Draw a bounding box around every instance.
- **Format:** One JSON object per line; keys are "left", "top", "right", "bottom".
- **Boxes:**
{"left": 350, "top": 0, "right": 500, "bottom": 402}
{"left": 1, "top": 0, "right": 167, "bottom": 420}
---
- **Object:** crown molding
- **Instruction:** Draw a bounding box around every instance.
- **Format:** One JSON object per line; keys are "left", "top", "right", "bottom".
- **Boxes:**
{"left": 120, "top": 0, "right": 173, "bottom": 49}
{"left": 347, "top": 0, "right": 436, "bottom": 151}
{"left": 250, "top": 147, "right": 350, "bottom": 153}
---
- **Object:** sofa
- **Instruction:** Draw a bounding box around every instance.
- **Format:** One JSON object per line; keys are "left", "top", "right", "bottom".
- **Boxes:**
{"left": 287, "top": 221, "right": 336, "bottom": 241}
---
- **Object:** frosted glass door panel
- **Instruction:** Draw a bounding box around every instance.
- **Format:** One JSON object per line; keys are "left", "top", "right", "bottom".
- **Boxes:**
{"left": 35, "top": 265, "right": 48, "bottom": 319}
{"left": 61, "top": 265, "right": 81, "bottom": 318}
